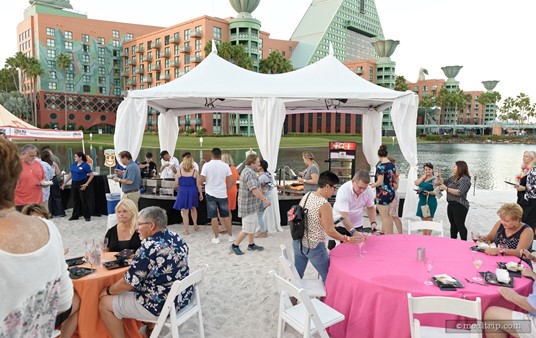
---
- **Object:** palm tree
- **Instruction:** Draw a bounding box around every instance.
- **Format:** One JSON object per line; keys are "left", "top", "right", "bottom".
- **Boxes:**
{"left": 204, "top": 40, "right": 253, "bottom": 70}
{"left": 0, "top": 68, "right": 17, "bottom": 92}
{"left": 4, "top": 51, "right": 28, "bottom": 92}
{"left": 25, "top": 58, "right": 44, "bottom": 125}
{"left": 394, "top": 75, "right": 409, "bottom": 92}
{"left": 57, "top": 53, "right": 71, "bottom": 130}
{"left": 259, "top": 51, "right": 293, "bottom": 74}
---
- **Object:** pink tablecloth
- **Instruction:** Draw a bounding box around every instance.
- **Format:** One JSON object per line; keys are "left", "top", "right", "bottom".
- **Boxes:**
{"left": 324, "top": 234, "right": 533, "bottom": 338}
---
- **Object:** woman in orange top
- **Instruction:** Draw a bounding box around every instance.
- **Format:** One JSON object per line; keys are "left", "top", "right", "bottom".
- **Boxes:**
{"left": 222, "top": 153, "right": 239, "bottom": 211}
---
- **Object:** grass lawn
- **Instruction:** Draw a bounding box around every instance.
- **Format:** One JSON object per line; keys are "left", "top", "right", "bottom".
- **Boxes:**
{"left": 85, "top": 134, "right": 372, "bottom": 150}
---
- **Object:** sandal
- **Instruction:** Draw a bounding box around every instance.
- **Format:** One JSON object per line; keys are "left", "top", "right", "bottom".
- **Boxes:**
{"left": 183, "top": 231, "right": 190, "bottom": 235}
{"left": 194, "top": 224, "right": 200, "bottom": 231}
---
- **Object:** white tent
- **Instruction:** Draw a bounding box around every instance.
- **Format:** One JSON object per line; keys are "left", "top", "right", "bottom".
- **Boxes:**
{"left": 0, "top": 103, "right": 84, "bottom": 142}
{"left": 114, "top": 46, "right": 420, "bottom": 226}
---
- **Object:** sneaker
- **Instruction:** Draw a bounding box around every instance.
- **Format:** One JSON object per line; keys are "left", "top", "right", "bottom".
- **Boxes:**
{"left": 230, "top": 244, "right": 244, "bottom": 255}
{"left": 228, "top": 235, "right": 236, "bottom": 242}
{"left": 211, "top": 237, "right": 221, "bottom": 244}
{"left": 248, "top": 243, "right": 264, "bottom": 251}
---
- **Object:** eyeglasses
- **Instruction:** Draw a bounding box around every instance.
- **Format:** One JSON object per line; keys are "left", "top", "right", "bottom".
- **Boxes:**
{"left": 137, "top": 221, "right": 151, "bottom": 227}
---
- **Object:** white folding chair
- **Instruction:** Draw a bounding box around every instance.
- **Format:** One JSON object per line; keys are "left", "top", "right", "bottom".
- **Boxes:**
{"left": 269, "top": 270, "right": 344, "bottom": 338}
{"left": 407, "top": 220, "right": 444, "bottom": 237}
{"left": 279, "top": 244, "right": 326, "bottom": 298}
{"left": 407, "top": 293, "right": 482, "bottom": 338}
{"left": 147, "top": 264, "right": 208, "bottom": 338}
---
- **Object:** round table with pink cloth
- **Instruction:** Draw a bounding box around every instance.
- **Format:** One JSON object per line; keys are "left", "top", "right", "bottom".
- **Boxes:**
{"left": 324, "top": 234, "right": 533, "bottom": 338}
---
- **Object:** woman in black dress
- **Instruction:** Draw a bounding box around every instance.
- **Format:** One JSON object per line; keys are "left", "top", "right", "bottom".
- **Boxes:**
{"left": 515, "top": 150, "right": 536, "bottom": 232}
{"left": 103, "top": 199, "right": 141, "bottom": 252}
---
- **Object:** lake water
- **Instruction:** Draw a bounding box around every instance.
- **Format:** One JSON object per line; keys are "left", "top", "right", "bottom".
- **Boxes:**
{"left": 43, "top": 142, "right": 527, "bottom": 191}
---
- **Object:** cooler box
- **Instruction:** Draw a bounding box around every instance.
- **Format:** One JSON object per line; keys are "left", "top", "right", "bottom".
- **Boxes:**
{"left": 106, "top": 193, "right": 121, "bottom": 214}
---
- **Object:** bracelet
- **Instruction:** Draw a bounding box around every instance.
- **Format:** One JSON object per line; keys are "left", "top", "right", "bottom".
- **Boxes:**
{"left": 106, "top": 286, "right": 112, "bottom": 296}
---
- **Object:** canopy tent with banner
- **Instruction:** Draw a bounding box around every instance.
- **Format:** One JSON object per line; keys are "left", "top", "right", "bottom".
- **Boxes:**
{"left": 0, "top": 103, "right": 85, "bottom": 150}
{"left": 114, "top": 43, "right": 420, "bottom": 228}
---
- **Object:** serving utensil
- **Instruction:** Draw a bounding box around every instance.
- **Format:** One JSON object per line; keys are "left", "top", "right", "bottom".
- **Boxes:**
{"left": 464, "top": 277, "right": 488, "bottom": 286}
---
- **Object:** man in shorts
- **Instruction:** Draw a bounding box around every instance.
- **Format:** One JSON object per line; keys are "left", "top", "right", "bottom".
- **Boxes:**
{"left": 99, "top": 206, "right": 192, "bottom": 338}
{"left": 230, "top": 154, "right": 270, "bottom": 255}
{"left": 200, "top": 147, "right": 234, "bottom": 243}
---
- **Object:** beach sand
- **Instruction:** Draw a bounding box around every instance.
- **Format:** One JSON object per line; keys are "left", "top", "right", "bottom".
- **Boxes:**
{"left": 56, "top": 188, "right": 518, "bottom": 337}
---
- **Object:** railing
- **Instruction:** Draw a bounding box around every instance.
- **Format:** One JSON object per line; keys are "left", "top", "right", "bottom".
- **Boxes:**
{"left": 162, "top": 50, "right": 171, "bottom": 58}
{"left": 136, "top": 46, "right": 145, "bottom": 53}
{"left": 179, "top": 46, "right": 191, "bottom": 53}
{"left": 170, "top": 36, "right": 180, "bottom": 44}
{"left": 190, "top": 29, "right": 203, "bottom": 38}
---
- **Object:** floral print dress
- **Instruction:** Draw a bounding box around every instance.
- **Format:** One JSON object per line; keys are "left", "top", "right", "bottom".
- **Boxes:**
{"left": 375, "top": 161, "right": 397, "bottom": 205}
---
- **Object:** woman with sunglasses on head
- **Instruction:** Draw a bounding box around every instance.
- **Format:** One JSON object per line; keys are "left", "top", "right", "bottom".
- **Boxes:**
{"left": 414, "top": 162, "right": 439, "bottom": 235}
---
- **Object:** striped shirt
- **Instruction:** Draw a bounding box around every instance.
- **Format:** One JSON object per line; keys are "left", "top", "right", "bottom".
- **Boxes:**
{"left": 444, "top": 175, "right": 471, "bottom": 209}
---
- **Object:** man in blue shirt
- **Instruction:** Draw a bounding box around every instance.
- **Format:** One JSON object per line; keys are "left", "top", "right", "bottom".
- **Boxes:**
{"left": 99, "top": 206, "right": 192, "bottom": 338}
{"left": 113, "top": 151, "right": 142, "bottom": 207}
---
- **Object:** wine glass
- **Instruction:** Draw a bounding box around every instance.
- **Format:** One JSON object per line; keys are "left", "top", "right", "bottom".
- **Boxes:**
{"left": 472, "top": 256, "right": 483, "bottom": 281}
{"left": 471, "top": 231, "right": 480, "bottom": 244}
{"left": 423, "top": 258, "right": 434, "bottom": 285}
{"left": 357, "top": 241, "right": 365, "bottom": 259}
{"left": 498, "top": 243, "right": 508, "bottom": 259}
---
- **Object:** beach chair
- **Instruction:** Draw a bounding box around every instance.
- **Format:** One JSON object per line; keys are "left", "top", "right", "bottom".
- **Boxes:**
{"left": 269, "top": 270, "right": 344, "bottom": 338}
{"left": 145, "top": 264, "right": 208, "bottom": 338}
{"left": 407, "top": 293, "right": 482, "bottom": 338}
{"left": 407, "top": 220, "right": 444, "bottom": 237}
{"left": 279, "top": 244, "right": 326, "bottom": 298}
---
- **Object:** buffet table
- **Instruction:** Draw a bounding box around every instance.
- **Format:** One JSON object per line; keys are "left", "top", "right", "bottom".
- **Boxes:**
{"left": 61, "top": 174, "right": 110, "bottom": 216}
{"left": 324, "top": 235, "right": 533, "bottom": 338}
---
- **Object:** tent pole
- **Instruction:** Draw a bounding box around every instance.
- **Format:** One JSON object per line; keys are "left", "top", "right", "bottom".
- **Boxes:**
{"left": 82, "top": 138, "right": 85, "bottom": 154}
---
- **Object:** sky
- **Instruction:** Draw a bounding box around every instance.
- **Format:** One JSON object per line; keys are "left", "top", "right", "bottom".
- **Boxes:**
{"left": 1, "top": 0, "right": 535, "bottom": 103}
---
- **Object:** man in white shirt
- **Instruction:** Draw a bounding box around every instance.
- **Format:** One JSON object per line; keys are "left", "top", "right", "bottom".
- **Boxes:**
{"left": 200, "top": 148, "right": 234, "bottom": 244}
{"left": 333, "top": 170, "right": 377, "bottom": 234}
{"left": 159, "top": 150, "right": 180, "bottom": 179}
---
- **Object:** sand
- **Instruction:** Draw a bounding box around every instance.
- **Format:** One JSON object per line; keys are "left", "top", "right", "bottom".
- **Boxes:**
{"left": 56, "top": 187, "right": 517, "bottom": 337}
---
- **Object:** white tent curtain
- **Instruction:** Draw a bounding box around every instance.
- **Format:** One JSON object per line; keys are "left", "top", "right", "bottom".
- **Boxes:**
{"left": 362, "top": 111, "right": 383, "bottom": 169}
{"left": 113, "top": 98, "right": 147, "bottom": 160}
{"left": 252, "top": 97, "right": 286, "bottom": 232}
{"left": 157, "top": 112, "right": 179, "bottom": 157}
{"left": 390, "top": 93, "right": 420, "bottom": 221}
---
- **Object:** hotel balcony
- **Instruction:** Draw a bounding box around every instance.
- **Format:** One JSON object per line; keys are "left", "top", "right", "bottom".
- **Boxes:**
{"left": 161, "top": 50, "right": 171, "bottom": 59}
{"left": 153, "top": 64, "right": 161, "bottom": 71}
{"left": 192, "top": 56, "right": 202, "bottom": 63}
{"left": 178, "top": 70, "right": 185, "bottom": 77}
{"left": 126, "top": 78, "right": 136, "bottom": 85}
{"left": 135, "top": 67, "right": 145, "bottom": 74}
{"left": 143, "top": 78, "right": 152, "bottom": 83}
{"left": 170, "top": 36, "right": 180, "bottom": 44}
{"left": 170, "top": 60, "right": 181, "bottom": 67}
{"left": 190, "top": 29, "right": 203, "bottom": 38}
{"left": 136, "top": 46, "right": 145, "bottom": 53}
{"left": 120, "top": 50, "right": 129, "bottom": 57}
{"left": 145, "top": 55, "right": 153, "bottom": 62}
{"left": 179, "top": 46, "right": 191, "bottom": 53}
{"left": 160, "top": 74, "right": 170, "bottom": 81}
{"left": 152, "top": 41, "right": 161, "bottom": 49}
{"left": 129, "top": 58, "right": 137, "bottom": 65}
{"left": 120, "top": 72, "right": 129, "bottom": 77}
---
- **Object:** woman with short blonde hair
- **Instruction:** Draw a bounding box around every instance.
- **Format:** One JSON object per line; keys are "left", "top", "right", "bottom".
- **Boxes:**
{"left": 104, "top": 199, "right": 141, "bottom": 252}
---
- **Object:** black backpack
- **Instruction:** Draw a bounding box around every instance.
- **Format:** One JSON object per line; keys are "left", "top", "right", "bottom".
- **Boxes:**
{"left": 287, "top": 192, "right": 312, "bottom": 253}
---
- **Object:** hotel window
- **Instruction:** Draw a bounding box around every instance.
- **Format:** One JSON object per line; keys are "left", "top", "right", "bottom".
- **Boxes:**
{"left": 98, "top": 47, "right": 106, "bottom": 55}
{"left": 83, "top": 85, "right": 91, "bottom": 93}
{"left": 82, "top": 54, "right": 90, "bottom": 63}
{"left": 112, "top": 40, "right": 119, "bottom": 47}
{"left": 184, "top": 54, "right": 190, "bottom": 64}
{"left": 114, "top": 88, "right": 121, "bottom": 96}
{"left": 195, "top": 39, "right": 201, "bottom": 50}
{"left": 66, "top": 73, "right": 74, "bottom": 81}
{"left": 46, "top": 27, "right": 55, "bottom": 36}
{"left": 155, "top": 38, "right": 161, "bottom": 46}
{"left": 185, "top": 65, "right": 190, "bottom": 73}
{"left": 164, "top": 59, "right": 169, "bottom": 68}
{"left": 174, "top": 45, "right": 179, "bottom": 54}
{"left": 112, "top": 30, "right": 119, "bottom": 38}
{"left": 259, "top": 38, "right": 263, "bottom": 49}
{"left": 47, "top": 60, "right": 56, "bottom": 68}
{"left": 164, "top": 35, "right": 170, "bottom": 45}
{"left": 68, "top": 63, "right": 74, "bottom": 71}
{"left": 174, "top": 68, "right": 179, "bottom": 77}
{"left": 99, "top": 77, "right": 106, "bottom": 85}
{"left": 155, "top": 50, "right": 160, "bottom": 58}
{"left": 48, "top": 82, "right": 57, "bottom": 90}
{"left": 99, "top": 67, "right": 106, "bottom": 75}
{"left": 83, "top": 65, "right": 90, "bottom": 72}
{"left": 49, "top": 71, "right": 57, "bottom": 79}
{"left": 66, "top": 83, "right": 74, "bottom": 91}
{"left": 47, "top": 39, "right": 55, "bottom": 47}
{"left": 65, "top": 41, "right": 73, "bottom": 50}
{"left": 195, "top": 51, "right": 202, "bottom": 60}
{"left": 81, "top": 34, "right": 89, "bottom": 43}
{"left": 98, "top": 57, "right": 105, "bottom": 65}
{"left": 126, "top": 33, "right": 133, "bottom": 40}
{"left": 64, "top": 31, "right": 72, "bottom": 40}
{"left": 114, "top": 78, "right": 120, "bottom": 86}
{"left": 213, "top": 27, "right": 222, "bottom": 39}
{"left": 83, "top": 75, "right": 90, "bottom": 83}
{"left": 47, "top": 49, "right": 56, "bottom": 58}
{"left": 98, "top": 37, "right": 105, "bottom": 45}
{"left": 147, "top": 63, "right": 152, "bottom": 72}
{"left": 184, "top": 29, "right": 190, "bottom": 40}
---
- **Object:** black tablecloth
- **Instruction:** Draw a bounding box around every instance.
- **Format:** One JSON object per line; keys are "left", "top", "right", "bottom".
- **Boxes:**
{"left": 61, "top": 175, "right": 111, "bottom": 216}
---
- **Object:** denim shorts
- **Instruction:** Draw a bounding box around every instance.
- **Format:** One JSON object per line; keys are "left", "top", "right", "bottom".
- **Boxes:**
{"left": 206, "top": 194, "right": 230, "bottom": 218}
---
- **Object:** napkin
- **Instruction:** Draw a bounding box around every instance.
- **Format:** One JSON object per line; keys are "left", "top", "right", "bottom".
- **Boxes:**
{"left": 477, "top": 242, "right": 489, "bottom": 249}
{"left": 435, "top": 274, "right": 457, "bottom": 285}
{"left": 496, "top": 268, "right": 511, "bottom": 284}
{"left": 505, "top": 262, "right": 523, "bottom": 271}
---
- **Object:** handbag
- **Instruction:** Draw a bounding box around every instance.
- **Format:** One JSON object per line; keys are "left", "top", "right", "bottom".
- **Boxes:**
{"left": 287, "top": 192, "right": 312, "bottom": 254}
{"left": 421, "top": 194, "right": 431, "bottom": 218}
